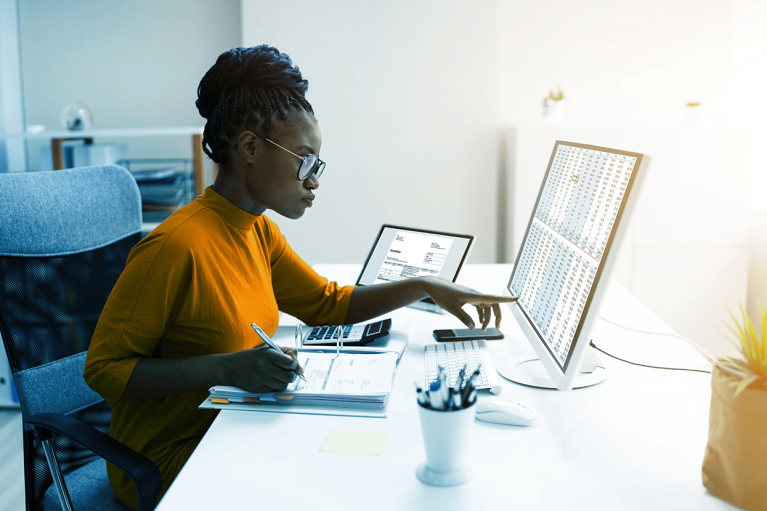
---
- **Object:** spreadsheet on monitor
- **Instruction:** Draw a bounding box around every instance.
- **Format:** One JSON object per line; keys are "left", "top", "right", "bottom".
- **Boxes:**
{"left": 510, "top": 143, "right": 639, "bottom": 369}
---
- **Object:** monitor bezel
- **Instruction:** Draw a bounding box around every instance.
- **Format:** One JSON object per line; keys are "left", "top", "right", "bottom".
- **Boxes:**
{"left": 505, "top": 141, "right": 647, "bottom": 388}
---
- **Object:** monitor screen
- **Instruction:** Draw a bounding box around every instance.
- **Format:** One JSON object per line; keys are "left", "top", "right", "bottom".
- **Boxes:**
{"left": 356, "top": 226, "right": 473, "bottom": 285}
{"left": 508, "top": 142, "right": 642, "bottom": 371}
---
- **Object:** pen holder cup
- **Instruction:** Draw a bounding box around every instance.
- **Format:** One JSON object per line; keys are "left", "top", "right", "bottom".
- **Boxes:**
{"left": 416, "top": 401, "right": 476, "bottom": 486}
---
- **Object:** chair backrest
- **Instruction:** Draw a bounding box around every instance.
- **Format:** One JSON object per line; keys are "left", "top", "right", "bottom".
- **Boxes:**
{"left": 0, "top": 165, "right": 142, "bottom": 511}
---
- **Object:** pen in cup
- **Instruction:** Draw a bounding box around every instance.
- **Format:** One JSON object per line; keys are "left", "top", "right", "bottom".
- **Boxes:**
{"left": 461, "top": 367, "right": 481, "bottom": 407}
{"left": 439, "top": 369, "right": 450, "bottom": 409}
{"left": 414, "top": 382, "right": 428, "bottom": 406}
{"left": 429, "top": 372, "right": 444, "bottom": 409}
{"left": 251, "top": 323, "right": 307, "bottom": 382}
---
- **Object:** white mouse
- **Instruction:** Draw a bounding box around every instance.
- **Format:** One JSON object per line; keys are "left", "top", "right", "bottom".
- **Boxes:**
{"left": 475, "top": 398, "right": 539, "bottom": 426}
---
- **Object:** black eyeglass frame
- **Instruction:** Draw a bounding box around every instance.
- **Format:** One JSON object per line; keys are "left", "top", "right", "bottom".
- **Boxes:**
{"left": 232, "top": 132, "right": 325, "bottom": 181}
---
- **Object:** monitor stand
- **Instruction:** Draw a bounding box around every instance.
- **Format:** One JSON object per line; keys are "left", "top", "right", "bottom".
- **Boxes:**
{"left": 496, "top": 345, "right": 608, "bottom": 390}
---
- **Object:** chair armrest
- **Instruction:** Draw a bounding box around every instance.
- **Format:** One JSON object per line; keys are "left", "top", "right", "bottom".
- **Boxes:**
{"left": 27, "top": 413, "right": 162, "bottom": 511}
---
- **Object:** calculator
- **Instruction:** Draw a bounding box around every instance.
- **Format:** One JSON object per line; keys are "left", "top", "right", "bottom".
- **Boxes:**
{"left": 301, "top": 318, "right": 392, "bottom": 346}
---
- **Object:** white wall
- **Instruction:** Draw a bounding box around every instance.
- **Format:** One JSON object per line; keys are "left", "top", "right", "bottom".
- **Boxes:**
{"left": 496, "top": 0, "right": 766, "bottom": 358}
{"left": 241, "top": 0, "right": 498, "bottom": 266}
{"left": 497, "top": 0, "right": 734, "bottom": 127}
{"left": 18, "top": 0, "right": 241, "bottom": 171}
{"left": 733, "top": 0, "right": 767, "bottom": 331}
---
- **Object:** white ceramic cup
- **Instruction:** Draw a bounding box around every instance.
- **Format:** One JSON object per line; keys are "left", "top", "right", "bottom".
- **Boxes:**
{"left": 416, "top": 401, "right": 476, "bottom": 486}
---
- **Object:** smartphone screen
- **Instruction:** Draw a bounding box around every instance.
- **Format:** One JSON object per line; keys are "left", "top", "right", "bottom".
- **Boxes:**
{"left": 433, "top": 328, "right": 504, "bottom": 342}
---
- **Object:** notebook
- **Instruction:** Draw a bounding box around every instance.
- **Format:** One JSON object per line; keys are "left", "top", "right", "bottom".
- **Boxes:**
{"left": 200, "top": 351, "right": 400, "bottom": 418}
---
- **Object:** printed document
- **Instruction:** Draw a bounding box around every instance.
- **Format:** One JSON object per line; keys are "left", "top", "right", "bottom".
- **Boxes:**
{"left": 374, "top": 230, "right": 454, "bottom": 284}
{"left": 289, "top": 351, "right": 397, "bottom": 394}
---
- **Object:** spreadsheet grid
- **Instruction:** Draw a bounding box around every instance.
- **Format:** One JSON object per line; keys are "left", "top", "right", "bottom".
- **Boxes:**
{"left": 511, "top": 144, "right": 636, "bottom": 367}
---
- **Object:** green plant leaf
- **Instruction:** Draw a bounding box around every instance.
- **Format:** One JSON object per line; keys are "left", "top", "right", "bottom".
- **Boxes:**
{"left": 733, "top": 372, "right": 760, "bottom": 397}
{"left": 742, "top": 305, "right": 758, "bottom": 360}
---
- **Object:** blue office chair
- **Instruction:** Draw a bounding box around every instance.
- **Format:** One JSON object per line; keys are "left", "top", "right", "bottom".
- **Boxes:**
{"left": 0, "top": 166, "right": 161, "bottom": 511}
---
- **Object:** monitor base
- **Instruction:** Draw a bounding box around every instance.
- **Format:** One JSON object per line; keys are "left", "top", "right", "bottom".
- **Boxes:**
{"left": 496, "top": 346, "right": 608, "bottom": 390}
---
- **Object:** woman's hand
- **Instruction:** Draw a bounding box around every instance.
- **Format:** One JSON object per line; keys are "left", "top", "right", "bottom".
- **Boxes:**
{"left": 223, "top": 345, "right": 303, "bottom": 394}
{"left": 422, "top": 277, "right": 518, "bottom": 331}
{"left": 346, "top": 276, "right": 518, "bottom": 329}
{"left": 122, "top": 344, "right": 304, "bottom": 399}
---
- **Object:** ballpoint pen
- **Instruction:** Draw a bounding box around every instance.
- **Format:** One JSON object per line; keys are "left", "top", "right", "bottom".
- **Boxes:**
{"left": 454, "top": 365, "right": 467, "bottom": 393}
{"left": 415, "top": 384, "right": 428, "bottom": 406}
{"left": 429, "top": 380, "right": 443, "bottom": 409}
{"left": 439, "top": 369, "right": 450, "bottom": 410}
{"left": 461, "top": 372, "right": 478, "bottom": 406}
{"left": 251, "top": 323, "right": 307, "bottom": 382}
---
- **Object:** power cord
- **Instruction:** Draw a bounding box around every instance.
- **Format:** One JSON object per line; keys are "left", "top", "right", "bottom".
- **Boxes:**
{"left": 589, "top": 341, "right": 712, "bottom": 374}
{"left": 593, "top": 316, "right": 716, "bottom": 374}
{"left": 598, "top": 315, "right": 718, "bottom": 365}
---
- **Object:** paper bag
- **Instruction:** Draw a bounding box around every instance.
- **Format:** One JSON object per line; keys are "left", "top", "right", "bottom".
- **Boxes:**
{"left": 702, "top": 365, "right": 767, "bottom": 511}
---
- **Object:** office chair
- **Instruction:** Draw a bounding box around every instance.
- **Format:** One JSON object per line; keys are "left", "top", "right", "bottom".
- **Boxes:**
{"left": 0, "top": 165, "right": 162, "bottom": 511}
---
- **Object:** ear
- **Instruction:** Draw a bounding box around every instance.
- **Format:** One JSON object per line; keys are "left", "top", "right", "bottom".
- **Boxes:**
{"left": 236, "top": 131, "right": 258, "bottom": 162}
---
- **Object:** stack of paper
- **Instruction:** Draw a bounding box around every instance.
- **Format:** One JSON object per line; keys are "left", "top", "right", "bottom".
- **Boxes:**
{"left": 201, "top": 351, "right": 398, "bottom": 412}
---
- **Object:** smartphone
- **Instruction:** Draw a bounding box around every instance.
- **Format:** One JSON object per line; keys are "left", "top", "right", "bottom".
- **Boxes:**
{"left": 433, "top": 328, "right": 504, "bottom": 342}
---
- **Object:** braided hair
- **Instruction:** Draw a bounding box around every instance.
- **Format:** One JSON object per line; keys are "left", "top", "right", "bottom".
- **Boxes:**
{"left": 196, "top": 45, "right": 314, "bottom": 169}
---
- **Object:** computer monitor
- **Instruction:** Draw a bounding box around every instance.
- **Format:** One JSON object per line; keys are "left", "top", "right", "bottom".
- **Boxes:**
{"left": 499, "top": 141, "right": 650, "bottom": 391}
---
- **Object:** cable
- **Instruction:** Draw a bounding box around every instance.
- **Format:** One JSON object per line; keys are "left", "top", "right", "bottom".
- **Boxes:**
{"left": 598, "top": 315, "right": 718, "bottom": 366}
{"left": 590, "top": 341, "right": 712, "bottom": 374}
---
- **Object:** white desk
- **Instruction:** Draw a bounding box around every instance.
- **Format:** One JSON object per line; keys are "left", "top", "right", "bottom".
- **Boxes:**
{"left": 156, "top": 264, "right": 736, "bottom": 511}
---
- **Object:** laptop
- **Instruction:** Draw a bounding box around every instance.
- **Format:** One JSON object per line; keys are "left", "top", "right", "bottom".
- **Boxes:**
{"left": 356, "top": 225, "right": 474, "bottom": 312}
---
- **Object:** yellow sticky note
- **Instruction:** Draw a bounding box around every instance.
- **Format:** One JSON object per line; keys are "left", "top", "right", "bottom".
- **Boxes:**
{"left": 320, "top": 429, "right": 389, "bottom": 456}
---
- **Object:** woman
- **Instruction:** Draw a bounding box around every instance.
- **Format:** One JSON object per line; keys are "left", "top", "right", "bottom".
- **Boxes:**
{"left": 84, "top": 45, "right": 516, "bottom": 509}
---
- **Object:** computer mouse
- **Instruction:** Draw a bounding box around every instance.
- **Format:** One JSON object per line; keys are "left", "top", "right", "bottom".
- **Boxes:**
{"left": 475, "top": 398, "right": 539, "bottom": 426}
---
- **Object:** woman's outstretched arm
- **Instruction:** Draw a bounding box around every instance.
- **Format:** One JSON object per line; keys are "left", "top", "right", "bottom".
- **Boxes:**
{"left": 345, "top": 276, "right": 518, "bottom": 330}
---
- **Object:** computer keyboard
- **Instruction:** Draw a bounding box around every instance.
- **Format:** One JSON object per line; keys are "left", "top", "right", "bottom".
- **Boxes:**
{"left": 424, "top": 340, "right": 502, "bottom": 394}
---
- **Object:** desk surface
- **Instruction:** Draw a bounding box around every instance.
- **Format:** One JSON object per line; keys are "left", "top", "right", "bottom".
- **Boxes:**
{"left": 156, "top": 264, "right": 735, "bottom": 511}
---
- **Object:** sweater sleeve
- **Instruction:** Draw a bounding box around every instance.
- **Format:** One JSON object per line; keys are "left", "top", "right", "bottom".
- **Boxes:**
{"left": 265, "top": 218, "right": 355, "bottom": 326}
{"left": 83, "top": 231, "right": 193, "bottom": 407}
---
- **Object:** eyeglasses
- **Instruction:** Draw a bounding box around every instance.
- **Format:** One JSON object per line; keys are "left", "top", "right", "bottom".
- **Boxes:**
{"left": 233, "top": 133, "right": 325, "bottom": 181}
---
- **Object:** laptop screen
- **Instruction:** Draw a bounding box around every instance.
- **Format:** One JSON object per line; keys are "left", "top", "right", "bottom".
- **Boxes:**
{"left": 356, "top": 225, "right": 473, "bottom": 285}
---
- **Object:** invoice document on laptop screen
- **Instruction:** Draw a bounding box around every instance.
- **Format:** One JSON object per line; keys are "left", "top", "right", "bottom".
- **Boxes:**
{"left": 356, "top": 226, "right": 473, "bottom": 285}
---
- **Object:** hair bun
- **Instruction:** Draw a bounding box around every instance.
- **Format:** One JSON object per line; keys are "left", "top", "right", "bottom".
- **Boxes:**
{"left": 196, "top": 45, "right": 308, "bottom": 120}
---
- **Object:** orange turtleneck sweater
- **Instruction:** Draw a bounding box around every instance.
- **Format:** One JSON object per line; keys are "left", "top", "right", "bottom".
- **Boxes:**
{"left": 84, "top": 187, "right": 354, "bottom": 509}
